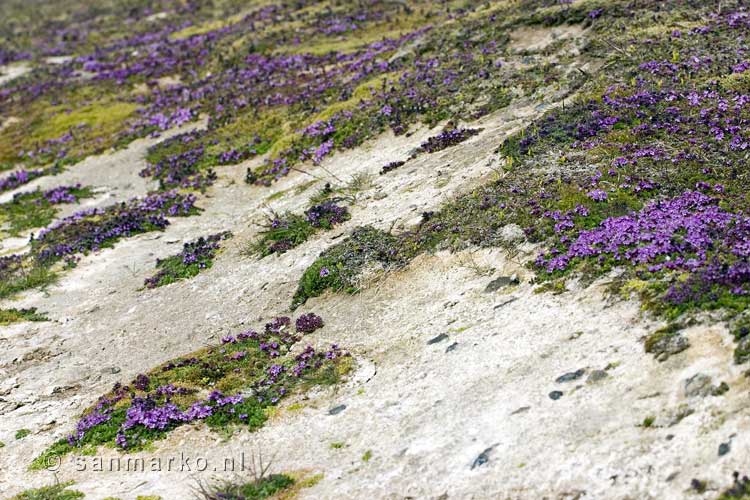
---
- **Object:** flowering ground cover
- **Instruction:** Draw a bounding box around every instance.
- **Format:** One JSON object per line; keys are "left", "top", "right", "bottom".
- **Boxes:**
{"left": 32, "top": 312, "right": 346, "bottom": 467}
{"left": 0, "top": 184, "right": 93, "bottom": 236}
{"left": 1, "top": 0, "right": 581, "bottom": 187}
{"left": 252, "top": 200, "right": 350, "bottom": 257}
{"left": 0, "top": 0, "right": 595, "bottom": 301}
{"left": 4, "top": 0, "right": 750, "bottom": 496}
{"left": 0, "top": 169, "right": 46, "bottom": 193}
{"left": 290, "top": 1, "right": 750, "bottom": 366}
{"left": 0, "top": 190, "right": 197, "bottom": 299}
{"left": 144, "top": 231, "right": 232, "bottom": 288}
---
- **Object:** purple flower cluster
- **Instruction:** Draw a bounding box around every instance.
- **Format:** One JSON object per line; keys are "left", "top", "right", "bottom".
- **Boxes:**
{"left": 380, "top": 160, "right": 405, "bottom": 175}
{"left": 32, "top": 190, "right": 197, "bottom": 265}
{"left": 67, "top": 385, "right": 128, "bottom": 445}
{"left": 305, "top": 202, "right": 349, "bottom": 228}
{"left": 295, "top": 313, "right": 324, "bottom": 334}
{"left": 537, "top": 191, "right": 750, "bottom": 302}
{"left": 144, "top": 231, "right": 231, "bottom": 288}
{"left": 265, "top": 316, "right": 291, "bottom": 335}
{"left": 415, "top": 128, "right": 481, "bottom": 155}
{"left": 0, "top": 170, "right": 43, "bottom": 193}
{"left": 62, "top": 311, "right": 348, "bottom": 451}
{"left": 141, "top": 144, "right": 216, "bottom": 190}
{"left": 43, "top": 185, "right": 83, "bottom": 204}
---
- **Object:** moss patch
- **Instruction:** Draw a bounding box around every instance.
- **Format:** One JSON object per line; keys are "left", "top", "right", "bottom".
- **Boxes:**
{"left": 0, "top": 307, "right": 48, "bottom": 325}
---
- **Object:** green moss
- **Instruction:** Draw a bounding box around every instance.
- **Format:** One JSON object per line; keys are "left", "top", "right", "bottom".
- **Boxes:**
{"left": 0, "top": 307, "right": 48, "bottom": 325}
{"left": 15, "top": 429, "right": 31, "bottom": 439}
{"left": 204, "top": 400, "right": 267, "bottom": 431}
{"left": 10, "top": 482, "right": 84, "bottom": 500}
{"left": 330, "top": 442, "right": 345, "bottom": 449}
{"left": 37, "top": 102, "right": 135, "bottom": 142}
{"left": 297, "top": 473, "right": 324, "bottom": 488}
{"left": 641, "top": 416, "right": 655, "bottom": 428}
{"left": 29, "top": 439, "right": 73, "bottom": 471}
{"left": 361, "top": 450, "right": 373, "bottom": 462}
{"left": 644, "top": 323, "right": 683, "bottom": 353}
{"left": 0, "top": 91, "right": 140, "bottom": 168}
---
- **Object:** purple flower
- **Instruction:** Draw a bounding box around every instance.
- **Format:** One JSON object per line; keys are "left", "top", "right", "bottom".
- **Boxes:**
{"left": 295, "top": 313, "right": 324, "bottom": 334}
{"left": 133, "top": 374, "right": 150, "bottom": 391}
{"left": 587, "top": 189, "right": 608, "bottom": 202}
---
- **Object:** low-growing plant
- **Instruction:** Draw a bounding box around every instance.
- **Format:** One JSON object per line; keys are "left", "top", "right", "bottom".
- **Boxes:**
{"left": 0, "top": 307, "right": 48, "bottom": 325}
{"left": 144, "top": 231, "right": 232, "bottom": 288}
{"left": 0, "top": 184, "right": 93, "bottom": 236}
{"left": 32, "top": 313, "right": 349, "bottom": 466}
{"left": 252, "top": 202, "right": 349, "bottom": 257}
{"left": 10, "top": 481, "right": 84, "bottom": 500}
{"left": 15, "top": 428, "right": 31, "bottom": 439}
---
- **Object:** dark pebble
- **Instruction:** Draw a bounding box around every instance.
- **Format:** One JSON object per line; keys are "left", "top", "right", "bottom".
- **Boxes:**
{"left": 511, "top": 406, "right": 530, "bottom": 415}
{"left": 328, "top": 404, "right": 346, "bottom": 415}
{"left": 445, "top": 342, "right": 459, "bottom": 353}
{"left": 719, "top": 442, "right": 731, "bottom": 456}
{"left": 549, "top": 391, "right": 563, "bottom": 400}
{"left": 471, "top": 447, "right": 494, "bottom": 469}
{"left": 556, "top": 369, "right": 586, "bottom": 383}
{"left": 428, "top": 333, "right": 449, "bottom": 345}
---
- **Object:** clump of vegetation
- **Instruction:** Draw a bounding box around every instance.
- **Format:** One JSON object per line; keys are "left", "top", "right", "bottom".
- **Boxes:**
{"left": 194, "top": 453, "right": 294, "bottom": 500}
{"left": 0, "top": 190, "right": 197, "bottom": 300}
{"left": 0, "top": 307, "right": 48, "bottom": 325}
{"left": 380, "top": 160, "right": 405, "bottom": 175}
{"left": 292, "top": 226, "right": 411, "bottom": 307}
{"left": 10, "top": 481, "right": 84, "bottom": 500}
{"left": 15, "top": 428, "right": 31, "bottom": 439}
{"left": 252, "top": 202, "right": 350, "bottom": 257}
{"left": 0, "top": 184, "right": 93, "bottom": 236}
{"left": 413, "top": 127, "right": 482, "bottom": 155}
{"left": 144, "top": 231, "right": 232, "bottom": 288}
{"left": 718, "top": 472, "right": 750, "bottom": 500}
{"left": 196, "top": 474, "right": 293, "bottom": 500}
{"left": 32, "top": 313, "right": 350, "bottom": 467}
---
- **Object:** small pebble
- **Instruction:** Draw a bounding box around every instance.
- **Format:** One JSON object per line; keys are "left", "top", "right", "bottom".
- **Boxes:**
{"left": 328, "top": 404, "right": 346, "bottom": 416}
{"left": 556, "top": 369, "right": 585, "bottom": 383}
{"left": 719, "top": 442, "right": 731, "bottom": 457}
{"left": 428, "top": 333, "right": 449, "bottom": 345}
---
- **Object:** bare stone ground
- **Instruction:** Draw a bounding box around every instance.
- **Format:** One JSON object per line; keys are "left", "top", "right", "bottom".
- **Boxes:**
{"left": 1, "top": 26, "right": 747, "bottom": 499}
